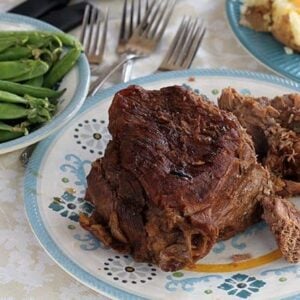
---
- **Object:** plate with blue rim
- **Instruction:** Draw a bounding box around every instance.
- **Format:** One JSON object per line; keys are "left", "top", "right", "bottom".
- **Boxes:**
{"left": 24, "top": 69, "right": 300, "bottom": 300}
{"left": 226, "top": 0, "right": 300, "bottom": 83}
{"left": 0, "top": 13, "right": 90, "bottom": 154}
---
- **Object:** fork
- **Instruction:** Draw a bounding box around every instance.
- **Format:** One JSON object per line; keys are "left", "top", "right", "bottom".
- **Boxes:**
{"left": 88, "top": 0, "right": 149, "bottom": 95}
{"left": 125, "top": 0, "right": 176, "bottom": 54}
{"left": 158, "top": 16, "right": 206, "bottom": 71}
{"left": 80, "top": 4, "right": 108, "bottom": 65}
{"left": 117, "top": 0, "right": 149, "bottom": 82}
{"left": 89, "top": 0, "right": 176, "bottom": 96}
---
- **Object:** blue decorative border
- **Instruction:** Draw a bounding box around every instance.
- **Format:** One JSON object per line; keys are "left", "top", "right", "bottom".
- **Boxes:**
{"left": 226, "top": 0, "right": 300, "bottom": 83}
{"left": 0, "top": 12, "right": 90, "bottom": 154}
{"left": 24, "top": 69, "right": 300, "bottom": 300}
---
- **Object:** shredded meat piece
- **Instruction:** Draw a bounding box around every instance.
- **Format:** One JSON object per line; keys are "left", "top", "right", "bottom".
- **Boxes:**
{"left": 270, "top": 94, "right": 300, "bottom": 133}
{"left": 262, "top": 197, "right": 300, "bottom": 263}
{"left": 218, "top": 87, "right": 300, "bottom": 196}
{"left": 219, "top": 87, "right": 300, "bottom": 263}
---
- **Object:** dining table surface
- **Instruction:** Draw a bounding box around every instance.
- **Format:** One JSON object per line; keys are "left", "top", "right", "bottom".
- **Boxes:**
{"left": 0, "top": 0, "right": 272, "bottom": 299}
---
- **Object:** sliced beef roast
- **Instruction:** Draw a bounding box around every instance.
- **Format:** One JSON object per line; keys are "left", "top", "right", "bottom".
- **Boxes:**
{"left": 80, "top": 85, "right": 271, "bottom": 271}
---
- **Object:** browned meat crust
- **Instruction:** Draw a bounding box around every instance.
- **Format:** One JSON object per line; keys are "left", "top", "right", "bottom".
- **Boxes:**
{"left": 81, "top": 85, "right": 270, "bottom": 271}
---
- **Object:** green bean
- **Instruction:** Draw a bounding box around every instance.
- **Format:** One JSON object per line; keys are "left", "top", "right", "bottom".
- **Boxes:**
{"left": 51, "top": 32, "right": 82, "bottom": 49}
{"left": 32, "top": 48, "right": 55, "bottom": 67}
{"left": 0, "top": 90, "right": 27, "bottom": 104}
{"left": 53, "top": 47, "right": 63, "bottom": 61}
{"left": 11, "top": 60, "right": 49, "bottom": 82}
{"left": 0, "top": 36, "right": 28, "bottom": 53}
{"left": 0, "top": 100, "right": 52, "bottom": 123}
{"left": 0, "top": 32, "right": 50, "bottom": 47}
{"left": 0, "top": 31, "right": 82, "bottom": 50}
{"left": 49, "top": 35, "right": 63, "bottom": 51}
{"left": 25, "top": 76, "right": 43, "bottom": 87}
{"left": 0, "top": 80, "right": 65, "bottom": 99}
{"left": 0, "top": 121, "right": 27, "bottom": 133}
{"left": 0, "top": 36, "right": 28, "bottom": 43}
{"left": 44, "top": 48, "right": 81, "bottom": 88}
{"left": 0, "top": 40, "right": 15, "bottom": 53}
{"left": 24, "top": 94, "right": 52, "bottom": 110}
{"left": 0, "top": 91, "right": 52, "bottom": 114}
{"left": 0, "top": 61, "right": 31, "bottom": 80}
{"left": 0, "top": 46, "right": 32, "bottom": 61}
{"left": 28, "top": 36, "right": 54, "bottom": 49}
{"left": 0, "top": 120, "right": 28, "bottom": 142}
{"left": 0, "top": 103, "right": 28, "bottom": 119}
{"left": 0, "top": 130, "right": 24, "bottom": 142}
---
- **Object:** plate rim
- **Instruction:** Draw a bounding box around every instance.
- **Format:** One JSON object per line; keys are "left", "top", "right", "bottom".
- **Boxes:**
{"left": 225, "top": 0, "right": 300, "bottom": 83}
{"left": 24, "top": 68, "right": 300, "bottom": 300}
{"left": 0, "top": 12, "right": 90, "bottom": 154}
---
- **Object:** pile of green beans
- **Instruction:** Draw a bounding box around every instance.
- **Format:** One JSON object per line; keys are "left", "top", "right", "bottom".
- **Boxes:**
{"left": 0, "top": 31, "right": 82, "bottom": 143}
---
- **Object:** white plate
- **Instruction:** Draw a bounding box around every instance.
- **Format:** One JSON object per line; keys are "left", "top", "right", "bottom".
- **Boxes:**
{"left": 24, "top": 69, "right": 300, "bottom": 300}
{"left": 0, "top": 13, "right": 90, "bottom": 154}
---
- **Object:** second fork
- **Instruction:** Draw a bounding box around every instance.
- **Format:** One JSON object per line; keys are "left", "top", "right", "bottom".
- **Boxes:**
{"left": 80, "top": 4, "right": 108, "bottom": 65}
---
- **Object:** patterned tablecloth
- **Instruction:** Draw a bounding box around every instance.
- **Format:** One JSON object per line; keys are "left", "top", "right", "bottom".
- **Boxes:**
{"left": 0, "top": 0, "right": 270, "bottom": 299}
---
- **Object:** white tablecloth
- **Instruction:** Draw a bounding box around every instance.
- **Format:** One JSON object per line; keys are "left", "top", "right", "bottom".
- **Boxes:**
{"left": 0, "top": 0, "right": 269, "bottom": 299}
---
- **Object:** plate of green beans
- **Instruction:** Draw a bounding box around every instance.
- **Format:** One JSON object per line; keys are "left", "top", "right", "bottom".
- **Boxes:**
{"left": 0, "top": 13, "right": 90, "bottom": 154}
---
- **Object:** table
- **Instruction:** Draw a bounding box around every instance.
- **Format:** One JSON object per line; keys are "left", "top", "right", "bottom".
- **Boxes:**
{"left": 0, "top": 0, "right": 269, "bottom": 298}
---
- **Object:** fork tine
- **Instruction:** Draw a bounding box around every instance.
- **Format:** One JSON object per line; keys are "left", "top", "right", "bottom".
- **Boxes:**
{"left": 142, "top": 0, "right": 162, "bottom": 37}
{"left": 176, "top": 18, "right": 198, "bottom": 65}
{"left": 90, "top": 9, "right": 102, "bottom": 55}
{"left": 86, "top": 6, "right": 98, "bottom": 54}
{"left": 182, "top": 20, "right": 206, "bottom": 69}
{"left": 149, "top": 0, "right": 169, "bottom": 38}
{"left": 155, "top": 0, "right": 176, "bottom": 41}
{"left": 129, "top": 0, "right": 135, "bottom": 37}
{"left": 137, "top": 0, "right": 142, "bottom": 26}
{"left": 159, "top": 17, "right": 186, "bottom": 66}
{"left": 137, "top": 0, "right": 156, "bottom": 35}
{"left": 119, "top": 0, "right": 128, "bottom": 42}
{"left": 169, "top": 17, "right": 191, "bottom": 65}
{"left": 80, "top": 4, "right": 91, "bottom": 47}
{"left": 98, "top": 8, "right": 109, "bottom": 59}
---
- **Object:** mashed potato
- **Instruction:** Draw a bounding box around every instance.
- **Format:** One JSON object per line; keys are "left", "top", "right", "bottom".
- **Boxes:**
{"left": 240, "top": 0, "right": 300, "bottom": 51}
{"left": 272, "top": 0, "right": 300, "bottom": 51}
{"left": 240, "top": 0, "right": 272, "bottom": 31}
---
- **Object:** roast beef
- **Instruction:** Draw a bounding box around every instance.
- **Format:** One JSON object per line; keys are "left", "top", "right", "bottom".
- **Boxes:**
{"left": 80, "top": 85, "right": 271, "bottom": 271}
{"left": 218, "top": 87, "right": 300, "bottom": 196}
{"left": 262, "top": 196, "right": 300, "bottom": 263}
{"left": 219, "top": 88, "right": 300, "bottom": 263}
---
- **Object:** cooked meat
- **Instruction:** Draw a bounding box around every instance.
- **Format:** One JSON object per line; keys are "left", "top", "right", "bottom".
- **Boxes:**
{"left": 262, "top": 196, "right": 300, "bottom": 263}
{"left": 81, "top": 85, "right": 271, "bottom": 271}
{"left": 270, "top": 94, "right": 300, "bottom": 133}
{"left": 219, "top": 87, "right": 300, "bottom": 262}
{"left": 218, "top": 87, "right": 300, "bottom": 196}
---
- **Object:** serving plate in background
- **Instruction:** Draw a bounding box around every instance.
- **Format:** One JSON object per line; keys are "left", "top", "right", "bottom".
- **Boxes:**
{"left": 24, "top": 69, "right": 300, "bottom": 300}
{"left": 226, "top": 0, "right": 300, "bottom": 83}
{"left": 0, "top": 13, "right": 90, "bottom": 154}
